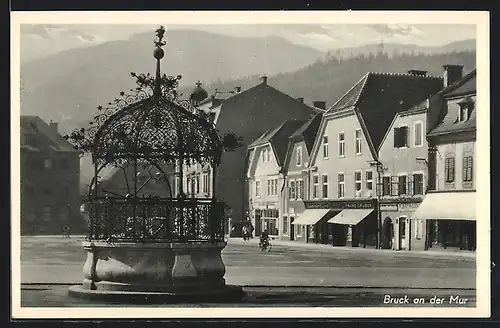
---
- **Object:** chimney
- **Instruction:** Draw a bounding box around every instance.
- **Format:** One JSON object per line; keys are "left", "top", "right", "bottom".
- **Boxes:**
{"left": 443, "top": 64, "right": 464, "bottom": 87}
{"left": 235, "top": 86, "right": 242, "bottom": 93}
{"left": 49, "top": 120, "right": 58, "bottom": 133}
{"left": 313, "top": 101, "right": 326, "bottom": 110}
{"left": 297, "top": 97, "right": 304, "bottom": 103}
{"left": 408, "top": 69, "right": 427, "bottom": 77}
{"left": 260, "top": 76, "right": 268, "bottom": 85}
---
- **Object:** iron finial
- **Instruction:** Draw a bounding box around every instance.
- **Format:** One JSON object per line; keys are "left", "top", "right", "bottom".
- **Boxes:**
{"left": 153, "top": 26, "right": 166, "bottom": 99}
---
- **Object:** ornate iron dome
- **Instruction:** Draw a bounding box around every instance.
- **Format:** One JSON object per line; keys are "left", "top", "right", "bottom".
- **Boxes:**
{"left": 66, "top": 26, "right": 241, "bottom": 243}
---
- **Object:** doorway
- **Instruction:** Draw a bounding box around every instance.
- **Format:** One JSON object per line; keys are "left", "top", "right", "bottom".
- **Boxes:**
{"left": 398, "top": 216, "right": 407, "bottom": 250}
{"left": 382, "top": 217, "right": 394, "bottom": 249}
{"left": 290, "top": 217, "right": 295, "bottom": 240}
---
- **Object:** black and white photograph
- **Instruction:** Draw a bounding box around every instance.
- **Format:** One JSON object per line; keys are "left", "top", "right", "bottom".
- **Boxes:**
{"left": 11, "top": 11, "right": 490, "bottom": 318}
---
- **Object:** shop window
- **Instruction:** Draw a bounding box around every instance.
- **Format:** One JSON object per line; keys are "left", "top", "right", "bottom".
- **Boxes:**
{"left": 283, "top": 216, "right": 288, "bottom": 235}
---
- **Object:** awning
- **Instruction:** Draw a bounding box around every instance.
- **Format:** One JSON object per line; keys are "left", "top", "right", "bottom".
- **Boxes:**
{"left": 327, "top": 209, "right": 374, "bottom": 225}
{"left": 411, "top": 191, "right": 476, "bottom": 221}
{"left": 292, "top": 209, "right": 331, "bottom": 225}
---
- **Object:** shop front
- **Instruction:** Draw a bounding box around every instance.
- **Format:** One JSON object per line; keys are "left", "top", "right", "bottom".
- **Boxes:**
{"left": 293, "top": 199, "right": 378, "bottom": 247}
{"left": 412, "top": 191, "right": 476, "bottom": 252}
{"left": 252, "top": 203, "right": 280, "bottom": 237}
{"left": 379, "top": 199, "right": 424, "bottom": 251}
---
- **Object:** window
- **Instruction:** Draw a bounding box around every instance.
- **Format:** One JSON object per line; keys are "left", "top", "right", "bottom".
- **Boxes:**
{"left": 413, "top": 173, "right": 424, "bottom": 195}
{"left": 273, "top": 179, "right": 278, "bottom": 196}
{"left": 255, "top": 181, "right": 261, "bottom": 197}
{"left": 463, "top": 156, "right": 473, "bottom": 182}
{"left": 266, "top": 149, "right": 271, "bottom": 162}
{"left": 414, "top": 122, "right": 423, "bottom": 147}
{"left": 283, "top": 216, "right": 288, "bottom": 235}
{"left": 313, "top": 175, "right": 319, "bottom": 199}
{"left": 195, "top": 174, "right": 200, "bottom": 194}
{"left": 355, "top": 129, "right": 362, "bottom": 155}
{"left": 394, "top": 126, "right": 409, "bottom": 148}
{"left": 398, "top": 175, "right": 407, "bottom": 195}
{"left": 322, "top": 136, "right": 329, "bottom": 158}
{"left": 296, "top": 147, "right": 302, "bottom": 166}
{"left": 354, "top": 171, "right": 362, "bottom": 196}
{"left": 44, "top": 158, "right": 52, "bottom": 169}
{"left": 338, "top": 132, "right": 345, "bottom": 157}
{"left": 289, "top": 180, "right": 296, "bottom": 199}
{"left": 261, "top": 150, "right": 266, "bottom": 163}
{"left": 202, "top": 173, "right": 209, "bottom": 193}
{"left": 445, "top": 157, "right": 455, "bottom": 183}
{"left": 267, "top": 180, "right": 271, "bottom": 196}
{"left": 458, "top": 100, "right": 473, "bottom": 122}
{"left": 337, "top": 174, "right": 345, "bottom": 198}
{"left": 415, "top": 219, "right": 424, "bottom": 240}
{"left": 366, "top": 171, "right": 373, "bottom": 191}
{"left": 322, "top": 174, "right": 328, "bottom": 198}
{"left": 297, "top": 179, "right": 304, "bottom": 199}
{"left": 382, "top": 176, "right": 391, "bottom": 196}
{"left": 60, "top": 158, "right": 70, "bottom": 169}
{"left": 42, "top": 206, "right": 52, "bottom": 222}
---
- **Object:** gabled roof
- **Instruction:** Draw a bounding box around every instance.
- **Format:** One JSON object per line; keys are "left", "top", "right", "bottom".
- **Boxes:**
{"left": 377, "top": 99, "right": 428, "bottom": 152}
{"left": 325, "top": 72, "right": 444, "bottom": 151}
{"left": 289, "top": 112, "right": 323, "bottom": 153}
{"left": 20, "top": 115, "right": 78, "bottom": 152}
{"left": 248, "top": 119, "right": 307, "bottom": 167}
{"left": 428, "top": 71, "right": 477, "bottom": 137}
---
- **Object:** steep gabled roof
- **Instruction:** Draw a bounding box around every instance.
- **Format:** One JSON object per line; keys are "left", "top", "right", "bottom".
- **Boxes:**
{"left": 20, "top": 115, "right": 79, "bottom": 152}
{"left": 289, "top": 112, "right": 323, "bottom": 153}
{"left": 428, "top": 71, "right": 477, "bottom": 137}
{"left": 248, "top": 119, "right": 307, "bottom": 167}
{"left": 326, "top": 72, "right": 443, "bottom": 151}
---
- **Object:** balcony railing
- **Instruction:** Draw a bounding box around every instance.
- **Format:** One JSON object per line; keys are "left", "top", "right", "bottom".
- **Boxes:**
{"left": 87, "top": 198, "right": 225, "bottom": 243}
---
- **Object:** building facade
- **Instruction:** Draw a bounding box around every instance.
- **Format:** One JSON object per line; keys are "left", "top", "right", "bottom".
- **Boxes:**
{"left": 280, "top": 113, "right": 323, "bottom": 242}
{"left": 20, "top": 116, "right": 84, "bottom": 234}
{"left": 298, "top": 70, "right": 444, "bottom": 248}
{"left": 413, "top": 66, "right": 477, "bottom": 252}
{"left": 182, "top": 77, "right": 321, "bottom": 233}
{"left": 376, "top": 102, "right": 429, "bottom": 251}
{"left": 247, "top": 120, "right": 308, "bottom": 237}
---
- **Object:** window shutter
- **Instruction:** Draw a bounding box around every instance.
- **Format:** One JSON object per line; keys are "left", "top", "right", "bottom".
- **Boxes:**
{"left": 393, "top": 128, "right": 400, "bottom": 147}
{"left": 401, "top": 127, "right": 408, "bottom": 146}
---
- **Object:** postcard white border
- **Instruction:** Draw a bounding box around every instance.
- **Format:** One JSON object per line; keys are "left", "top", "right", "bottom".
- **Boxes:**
{"left": 11, "top": 10, "right": 490, "bottom": 319}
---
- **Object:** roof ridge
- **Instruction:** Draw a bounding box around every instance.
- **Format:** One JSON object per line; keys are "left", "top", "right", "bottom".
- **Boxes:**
{"left": 369, "top": 71, "right": 443, "bottom": 79}
{"left": 326, "top": 73, "right": 369, "bottom": 113}
{"left": 352, "top": 72, "right": 371, "bottom": 107}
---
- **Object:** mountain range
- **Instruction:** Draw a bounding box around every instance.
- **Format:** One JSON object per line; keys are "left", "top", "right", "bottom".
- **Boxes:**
{"left": 18, "top": 29, "right": 476, "bottom": 186}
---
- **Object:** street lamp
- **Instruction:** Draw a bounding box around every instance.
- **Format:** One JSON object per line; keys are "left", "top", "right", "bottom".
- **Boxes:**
{"left": 369, "top": 160, "right": 385, "bottom": 249}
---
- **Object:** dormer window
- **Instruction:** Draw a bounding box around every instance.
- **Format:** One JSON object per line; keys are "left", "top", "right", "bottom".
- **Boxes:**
{"left": 457, "top": 97, "right": 474, "bottom": 122}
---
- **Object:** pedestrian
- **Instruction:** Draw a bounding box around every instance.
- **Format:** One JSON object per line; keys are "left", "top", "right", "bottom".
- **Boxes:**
{"left": 249, "top": 223, "right": 254, "bottom": 239}
{"left": 242, "top": 225, "right": 249, "bottom": 241}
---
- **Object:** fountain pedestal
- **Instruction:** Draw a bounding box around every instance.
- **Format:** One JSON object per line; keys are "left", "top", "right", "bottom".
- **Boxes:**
{"left": 68, "top": 241, "right": 244, "bottom": 303}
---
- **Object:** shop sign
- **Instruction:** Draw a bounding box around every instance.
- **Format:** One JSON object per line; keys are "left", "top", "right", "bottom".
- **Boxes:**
{"left": 398, "top": 202, "right": 420, "bottom": 211}
{"left": 380, "top": 204, "right": 398, "bottom": 212}
{"left": 304, "top": 199, "right": 374, "bottom": 210}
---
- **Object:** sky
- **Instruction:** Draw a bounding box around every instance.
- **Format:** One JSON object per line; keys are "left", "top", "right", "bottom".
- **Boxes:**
{"left": 20, "top": 23, "right": 476, "bottom": 61}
